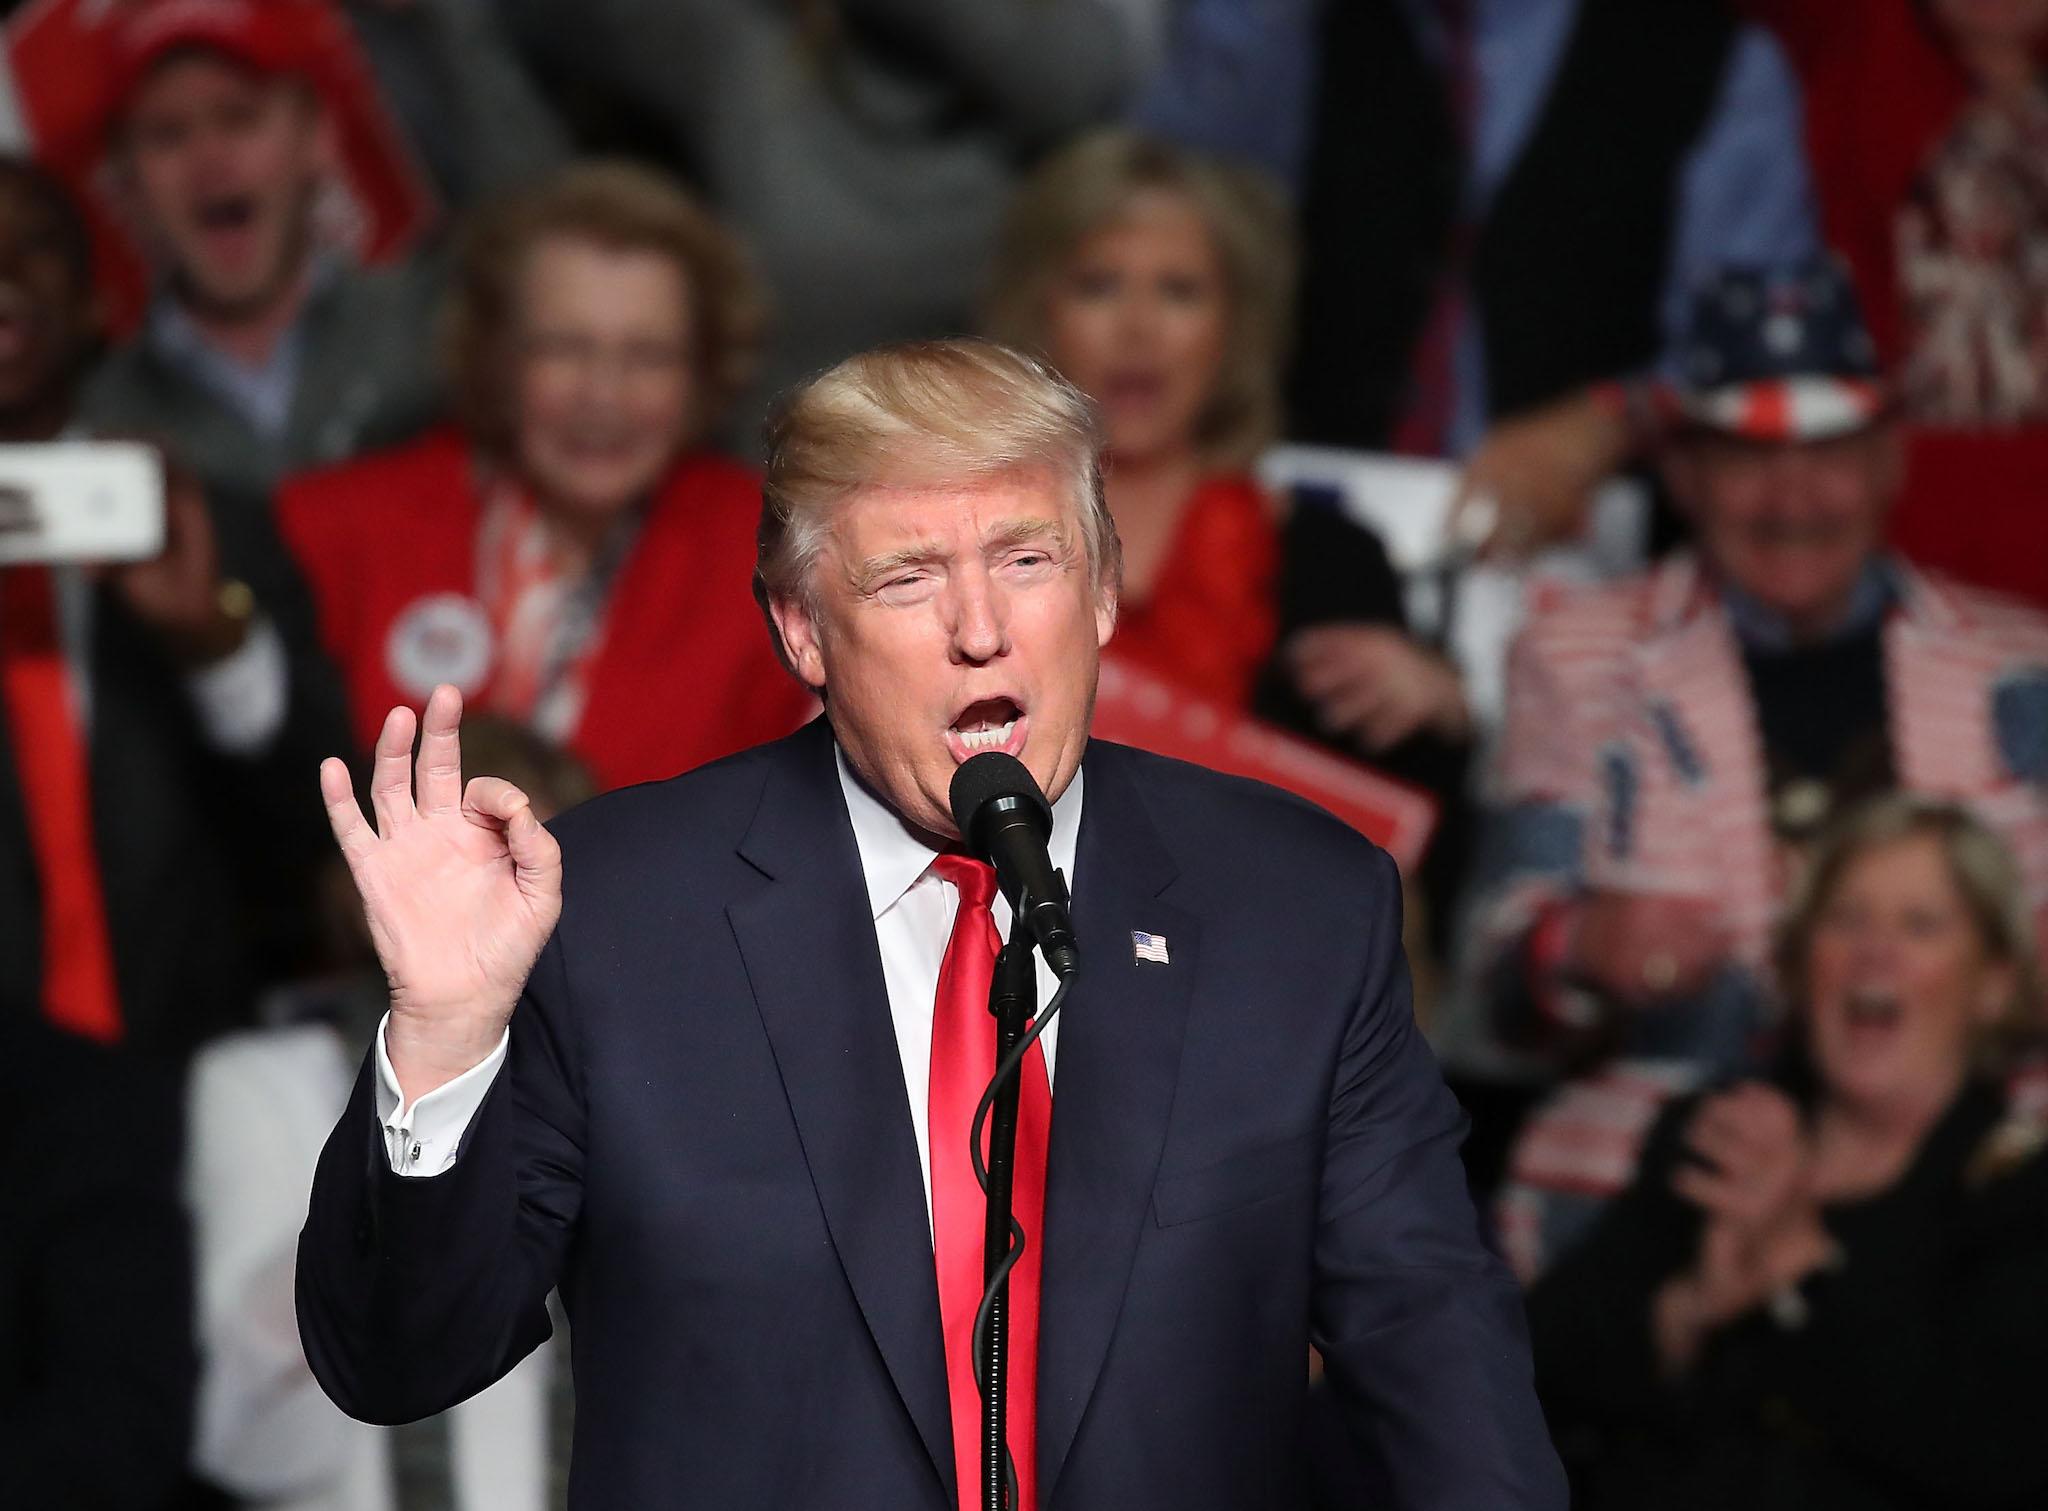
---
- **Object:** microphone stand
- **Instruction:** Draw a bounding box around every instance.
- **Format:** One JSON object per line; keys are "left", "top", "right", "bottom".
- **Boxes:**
{"left": 977, "top": 931, "right": 1036, "bottom": 1511}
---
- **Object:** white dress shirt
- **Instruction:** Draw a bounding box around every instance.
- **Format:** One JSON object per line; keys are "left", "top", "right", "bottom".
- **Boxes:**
{"left": 375, "top": 745, "right": 1081, "bottom": 1231}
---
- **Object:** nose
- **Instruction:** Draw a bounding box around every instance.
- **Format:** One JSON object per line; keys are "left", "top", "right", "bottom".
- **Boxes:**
{"left": 570, "top": 346, "right": 629, "bottom": 410}
{"left": 191, "top": 120, "right": 243, "bottom": 181}
{"left": 1117, "top": 287, "right": 1161, "bottom": 343}
{"left": 1846, "top": 921, "right": 1901, "bottom": 979}
{"left": 945, "top": 562, "right": 1010, "bottom": 665}
{"left": 1762, "top": 442, "right": 1827, "bottom": 506}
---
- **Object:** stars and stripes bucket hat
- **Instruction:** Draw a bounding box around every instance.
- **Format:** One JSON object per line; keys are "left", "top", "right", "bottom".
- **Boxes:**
{"left": 1676, "top": 258, "right": 1889, "bottom": 442}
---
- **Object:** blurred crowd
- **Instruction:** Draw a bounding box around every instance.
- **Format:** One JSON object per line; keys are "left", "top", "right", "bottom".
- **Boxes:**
{"left": 1, "top": 1, "right": 2045, "bottom": 1508}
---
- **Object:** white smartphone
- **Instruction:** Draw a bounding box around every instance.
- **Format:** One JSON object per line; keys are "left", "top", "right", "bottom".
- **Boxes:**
{"left": 0, "top": 441, "right": 166, "bottom": 566}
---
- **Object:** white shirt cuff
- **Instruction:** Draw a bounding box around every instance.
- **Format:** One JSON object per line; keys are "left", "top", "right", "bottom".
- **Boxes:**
{"left": 373, "top": 1013, "right": 510, "bottom": 1178}
{"left": 185, "top": 614, "right": 289, "bottom": 755}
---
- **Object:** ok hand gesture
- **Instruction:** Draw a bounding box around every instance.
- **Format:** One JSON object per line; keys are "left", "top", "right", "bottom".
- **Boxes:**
{"left": 320, "top": 685, "right": 563, "bottom": 1102}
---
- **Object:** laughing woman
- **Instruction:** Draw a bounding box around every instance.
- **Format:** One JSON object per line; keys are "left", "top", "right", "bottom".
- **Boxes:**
{"left": 278, "top": 163, "right": 812, "bottom": 791}
{"left": 1528, "top": 795, "right": 2048, "bottom": 1511}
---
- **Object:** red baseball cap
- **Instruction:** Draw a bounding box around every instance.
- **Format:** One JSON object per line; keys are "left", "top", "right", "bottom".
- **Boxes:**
{"left": 107, "top": 0, "right": 320, "bottom": 109}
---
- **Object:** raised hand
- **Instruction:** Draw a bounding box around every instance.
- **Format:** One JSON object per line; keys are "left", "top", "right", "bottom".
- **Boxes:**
{"left": 1652, "top": 1083, "right": 1836, "bottom": 1374}
{"left": 104, "top": 457, "right": 249, "bottom": 665}
{"left": 1672, "top": 1083, "right": 1811, "bottom": 1239}
{"left": 1449, "top": 386, "right": 1631, "bottom": 560}
{"left": 1286, "top": 624, "right": 1473, "bottom": 752}
{"left": 320, "top": 684, "right": 563, "bottom": 1102}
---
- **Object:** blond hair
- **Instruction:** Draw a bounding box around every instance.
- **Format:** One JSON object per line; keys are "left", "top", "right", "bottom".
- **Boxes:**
{"left": 442, "top": 160, "right": 765, "bottom": 457}
{"left": 982, "top": 130, "right": 1295, "bottom": 470}
{"left": 755, "top": 338, "right": 1116, "bottom": 622}
{"left": 1777, "top": 795, "right": 2043, "bottom": 1063}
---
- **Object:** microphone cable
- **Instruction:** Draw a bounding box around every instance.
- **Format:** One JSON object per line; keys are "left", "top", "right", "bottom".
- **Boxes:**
{"left": 967, "top": 965, "right": 1074, "bottom": 1511}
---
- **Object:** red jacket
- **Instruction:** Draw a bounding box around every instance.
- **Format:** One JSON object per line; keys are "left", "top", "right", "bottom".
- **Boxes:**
{"left": 279, "top": 427, "right": 812, "bottom": 791}
{"left": 1107, "top": 474, "right": 1279, "bottom": 709}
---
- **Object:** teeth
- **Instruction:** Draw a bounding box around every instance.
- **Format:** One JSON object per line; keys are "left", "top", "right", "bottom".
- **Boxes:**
{"left": 957, "top": 719, "right": 1017, "bottom": 751}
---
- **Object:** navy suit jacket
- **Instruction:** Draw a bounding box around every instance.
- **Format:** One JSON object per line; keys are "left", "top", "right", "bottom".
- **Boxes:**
{"left": 298, "top": 720, "right": 1565, "bottom": 1508}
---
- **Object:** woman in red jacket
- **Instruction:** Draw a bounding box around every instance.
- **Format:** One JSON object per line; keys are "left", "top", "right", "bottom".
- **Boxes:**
{"left": 983, "top": 131, "right": 1470, "bottom": 752}
{"left": 279, "top": 163, "right": 812, "bottom": 791}
{"left": 984, "top": 131, "right": 1287, "bottom": 708}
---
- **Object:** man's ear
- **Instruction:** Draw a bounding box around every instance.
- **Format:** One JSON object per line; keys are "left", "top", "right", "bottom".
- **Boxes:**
{"left": 767, "top": 591, "right": 829, "bottom": 693}
{"left": 1094, "top": 582, "right": 1118, "bottom": 649}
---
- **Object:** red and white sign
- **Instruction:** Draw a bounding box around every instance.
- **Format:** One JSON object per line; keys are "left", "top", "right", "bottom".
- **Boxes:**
{"left": 1092, "top": 656, "right": 1439, "bottom": 874}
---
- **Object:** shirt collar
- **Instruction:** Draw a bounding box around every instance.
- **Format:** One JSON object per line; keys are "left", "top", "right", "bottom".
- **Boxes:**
{"left": 1721, "top": 556, "right": 1898, "bottom": 652}
{"left": 834, "top": 742, "right": 1085, "bottom": 920}
{"left": 147, "top": 250, "right": 340, "bottom": 372}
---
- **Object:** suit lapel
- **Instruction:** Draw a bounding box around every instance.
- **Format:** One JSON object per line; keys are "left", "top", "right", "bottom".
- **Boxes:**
{"left": 1625, "top": 592, "right": 1780, "bottom": 960}
{"left": 1037, "top": 743, "right": 1199, "bottom": 1502}
{"left": 726, "top": 723, "right": 955, "bottom": 1496}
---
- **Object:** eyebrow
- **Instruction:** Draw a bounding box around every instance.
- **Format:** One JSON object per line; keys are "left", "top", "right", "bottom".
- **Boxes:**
{"left": 848, "top": 517, "right": 1073, "bottom": 589}
{"left": 983, "top": 516, "right": 1071, "bottom": 556}
{"left": 847, "top": 543, "right": 940, "bottom": 591}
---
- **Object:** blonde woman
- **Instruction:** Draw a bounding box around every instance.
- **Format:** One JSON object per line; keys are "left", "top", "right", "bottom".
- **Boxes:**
{"left": 987, "top": 130, "right": 1472, "bottom": 749}
{"left": 1528, "top": 795, "right": 2048, "bottom": 1511}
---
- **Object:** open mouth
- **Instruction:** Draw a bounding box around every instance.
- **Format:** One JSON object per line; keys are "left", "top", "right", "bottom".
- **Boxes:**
{"left": 196, "top": 194, "right": 259, "bottom": 233}
{"left": 556, "top": 428, "right": 641, "bottom": 463}
{"left": 1842, "top": 985, "right": 1903, "bottom": 1032}
{"left": 945, "top": 695, "right": 1027, "bottom": 762}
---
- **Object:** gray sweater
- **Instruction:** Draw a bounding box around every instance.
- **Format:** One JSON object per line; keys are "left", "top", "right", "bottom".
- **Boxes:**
{"left": 78, "top": 260, "right": 447, "bottom": 510}
{"left": 503, "top": 0, "right": 1139, "bottom": 441}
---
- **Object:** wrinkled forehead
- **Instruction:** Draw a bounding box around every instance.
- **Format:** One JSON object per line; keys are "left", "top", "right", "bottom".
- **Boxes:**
{"left": 1827, "top": 830, "right": 1967, "bottom": 908}
{"left": 512, "top": 235, "right": 695, "bottom": 335}
{"left": 822, "top": 467, "right": 1079, "bottom": 563}
{"left": 1687, "top": 426, "right": 1888, "bottom": 474}
{"left": 126, "top": 46, "right": 304, "bottom": 117}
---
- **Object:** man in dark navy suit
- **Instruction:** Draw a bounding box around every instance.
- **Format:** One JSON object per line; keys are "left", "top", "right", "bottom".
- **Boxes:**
{"left": 297, "top": 339, "right": 1565, "bottom": 1509}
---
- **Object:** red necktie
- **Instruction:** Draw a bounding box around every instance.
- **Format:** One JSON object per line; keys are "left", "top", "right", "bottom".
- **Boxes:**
{"left": 928, "top": 854, "right": 1052, "bottom": 1511}
{"left": 0, "top": 565, "right": 122, "bottom": 1043}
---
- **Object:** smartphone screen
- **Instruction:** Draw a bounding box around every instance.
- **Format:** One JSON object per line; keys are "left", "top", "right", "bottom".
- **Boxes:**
{"left": 0, "top": 442, "right": 166, "bottom": 566}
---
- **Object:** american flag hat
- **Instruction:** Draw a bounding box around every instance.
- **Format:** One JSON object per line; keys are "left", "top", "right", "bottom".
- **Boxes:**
{"left": 1675, "top": 257, "right": 1889, "bottom": 442}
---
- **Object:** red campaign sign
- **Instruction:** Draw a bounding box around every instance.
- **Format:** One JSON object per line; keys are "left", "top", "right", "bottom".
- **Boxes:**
{"left": 1091, "top": 656, "right": 1439, "bottom": 874}
{"left": 3, "top": 0, "right": 437, "bottom": 336}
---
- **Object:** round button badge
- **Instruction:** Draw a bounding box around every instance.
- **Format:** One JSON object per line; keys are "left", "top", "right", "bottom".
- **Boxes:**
{"left": 385, "top": 593, "right": 494, "bottom": 699}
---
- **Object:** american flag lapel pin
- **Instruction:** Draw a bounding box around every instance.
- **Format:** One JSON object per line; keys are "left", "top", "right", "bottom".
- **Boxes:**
{"left": 1131, "top": 930, "right": 1169, "bottom": 965}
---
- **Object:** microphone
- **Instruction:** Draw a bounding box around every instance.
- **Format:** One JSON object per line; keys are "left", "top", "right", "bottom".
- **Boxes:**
{"left": 948, "top": 752, "right": 1079, "bottom": 977}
